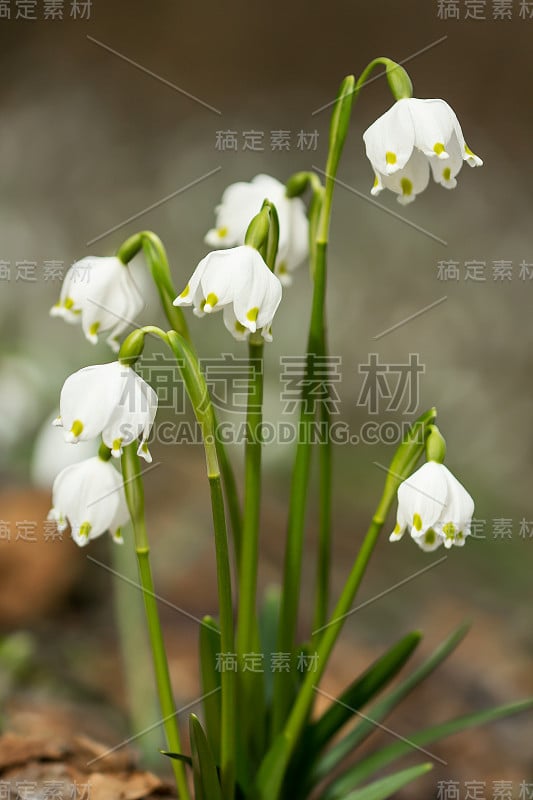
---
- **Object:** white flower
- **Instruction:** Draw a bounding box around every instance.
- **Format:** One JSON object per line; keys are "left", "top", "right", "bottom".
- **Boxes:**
{"left": 204, "top": 174, "right": 309, "bottom": 285}
{"left": 48, "top": 456, "right": 129, "bottom": 547}
{"left": 174, "top": 245, "right": 282, "bottom": 342}
{"left": 50, "top": 256, "right": 144, "bottom": 352}
{"left": 363, "top": 98, "right": 483, "bottom": 204}
{"left": 55, "top": 361, "right": 157, "bottom": 462}
{"left": 390, "top": 461, "right": 474, "bottom": 551}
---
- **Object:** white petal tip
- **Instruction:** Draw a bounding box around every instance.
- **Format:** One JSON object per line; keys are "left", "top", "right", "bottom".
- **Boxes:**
{"left": 52, "top": 417, "right": 62, "bottom": 427}
{"left": 397, "top": 194, "right": 416, "bottom": 206}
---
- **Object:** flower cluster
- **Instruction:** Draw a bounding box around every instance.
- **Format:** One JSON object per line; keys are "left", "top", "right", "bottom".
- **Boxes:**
{"left": 363, "top": 98, "right": 483, "bottom": 204}
{"left": 48, "top": 362, "right": 158, "bottom": 547}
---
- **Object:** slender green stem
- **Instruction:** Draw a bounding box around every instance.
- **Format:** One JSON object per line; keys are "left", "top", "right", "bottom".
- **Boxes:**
{"left": 313, "top": 395, "right": 332, "bottom": 637}
{"left": 166, "top": 330, "right": 236, "bottom": 798}
{"left": 208, "top": 474, "right": 236, "bottom": 799}
{"left": 236, "top": 340, "right": 264, "bottom": 658}
{"left": 111, "top": 535, "right": 162, "bottom": 770}
{"left": 121, "top": 444, "right": 191, "bottom": 800}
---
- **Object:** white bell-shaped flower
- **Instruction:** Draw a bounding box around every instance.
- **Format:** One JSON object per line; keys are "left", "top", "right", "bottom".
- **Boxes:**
{"left": 174, "top": 245, "right": 282, "bottom": 342}
{"left": 204, "top": 174, "right": 309, "bottom": 285}
{"left": 390, "top": 461, "right": 474, "bottom": 551}
{"left": 50, "top": 256, "right": 144, "bottom": 352}
{"left": 363, "top": 98, "right": 483, "bottom": 204}
{"left": 48, "top": 455, "right": 129, "bottom": 547}
{"left": 55, "top": 361, "right": 157, "bottom": 462}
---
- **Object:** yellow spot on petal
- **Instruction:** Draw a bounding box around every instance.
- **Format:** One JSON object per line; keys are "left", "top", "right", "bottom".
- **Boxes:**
{"left": 413, "top": 513, "right": 422, "bottom": 531}
{"left": 385, "top": 151, "right": 397, "bottom": 165}
{"left": 443, "top": 167, "right": 451, "bottom": 181}
{"left": 278, "top": 261, "right": 287, "bottom": 275}
{"left": 424, "top": 528, "right": 436, "bottom": 545}
{"left": 393, "top": 522, "right": 401, "bottom": 534}
{"left": 141, "top": 442, "right": 149, "bottom": 453}
{"left": 400, "top": 177, "right": 413, "bottom": 197}
{"left": 64, "top": 297, "right": 75, "bottom": 310}
{"left": 179, "top": 284, "right": 190, "bottom": 298}
{"left": 112, "top": 438, "right": 122, "bottom": 452}
{"left": 235, "top": 320, "right": 246, "bottom": 334}
{"left": 373, "top": 174, "right": 379, "bottom": 188}
{"left": 88, "top": 321, "right": 100, "bottom": 337}
{"left": 246, "top": 307, "right": 259, "bottom": 322}
{"left": 205, "top": 292, "right": 218, "bottom": 309}
{"left": 464, "top": 144, "right": 475, "bottom": 156}
{"left": 433, "top": 142, "right": 446, "bottom": 156}
{"left": 442, "top": 522, "right": 456, "bottom": 539}
{"left": 79, "top": 521, "right": 92, "bottom": 538}
{"left": 71, "top": 419, "right": 84, "bottom": 438}
{"left": 217, "top": 226, "right": 228, "bottom": 238}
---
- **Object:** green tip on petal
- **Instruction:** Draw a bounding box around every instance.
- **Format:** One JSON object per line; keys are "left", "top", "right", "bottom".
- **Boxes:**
{"left": 400, "top": 177, "right": 413, "bottom": 197}
{"left": 205, "top": 292, "right": 219, "bottom": 310}
{"left": 424, "top": 528, "right": 437, "bottom": 546}
{"left": 79, "top": 522, "right": 92, "bottom": 539}
{"left": 71, "top": 419, "right": 84, "bottom": 438}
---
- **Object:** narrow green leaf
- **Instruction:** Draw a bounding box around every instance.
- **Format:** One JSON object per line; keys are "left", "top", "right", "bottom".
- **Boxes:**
{"left": 189, "top": 714, "right": 224, "bottom": 800}
{"left": 308, "top": 631, "right": 421, "bottom": 755}
{"left": 341, "top": 763, "right": 432, "bottom": 800}
{"left": 199, "top": 615, "right": 222, "bottom": 765}
{"left": 323, "top": 698, "right": 533, "bottom": 799}
{"left": 160, "top": 751, "right": 193, "bottom": 768}
{"left": 253, "top": 732, "right": 292, "bottom": 800}
{"left": 314, "top": 621, "right": 470, "bottom": 782}
{"left": 259, "top": 586, "right": 282, "bottom": 705}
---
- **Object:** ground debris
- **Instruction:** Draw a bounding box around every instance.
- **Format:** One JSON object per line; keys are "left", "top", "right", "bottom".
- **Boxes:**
{"left": 0, "top": 732, "right": 177, "bottom": 799}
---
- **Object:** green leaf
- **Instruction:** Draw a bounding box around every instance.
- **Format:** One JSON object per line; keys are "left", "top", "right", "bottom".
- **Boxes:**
{"left": 199, "top": 615, "right": 222, "bottom": 766}
{"left": 259, "top": 586, "right": 282, "bottom": 705}
{"left": 284, "top": 631, "right": 421, "bottom": 799}
{"left": 160, "top": 751, "right": 193, "bottom": 768}
{"left": 253, "top": 732, "right": 292, "bottom": 800}
{"left": 323, "top": 698, "right": 533, "bottom": 799}
{"left": 189, "top": 713, "right": 224, "bottom": 800}
{"left": 308, "top": 631, "right": 421, "bottom": 755}
{"left": 340, "top": 763, "right": 432, "bottom": 800}
{"left": 313, "top": 621, "right": 470, "bottom": 783}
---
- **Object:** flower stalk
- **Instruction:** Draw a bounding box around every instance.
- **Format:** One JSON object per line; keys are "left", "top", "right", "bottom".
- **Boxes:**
{"left": 120, "top": 443, "right": 191, "bottom": 800}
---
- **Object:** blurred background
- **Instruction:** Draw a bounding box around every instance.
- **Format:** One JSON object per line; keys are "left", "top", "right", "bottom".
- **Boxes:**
{"left": 0, "top": 0, "right": 531, "bottom": 796}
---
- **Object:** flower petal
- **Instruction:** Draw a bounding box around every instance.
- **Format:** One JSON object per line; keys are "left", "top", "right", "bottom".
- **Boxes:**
{"left": 363, "top": 99, "right": 416, "bottom": 176}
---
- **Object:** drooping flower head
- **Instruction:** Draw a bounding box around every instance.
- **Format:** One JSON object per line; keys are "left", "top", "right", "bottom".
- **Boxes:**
{"left": 55, "top": 361, "right": 157, "bottom": 462}
{"left": 390, "top": 461, "right": 474, "bottom": 551}
{"left": 363, "top": 98, "right": 483, "bottom": 204}
{"left": 48, "top": 455, "right": 129, "bottom": 547}
{"left": 174, "top": 245, "right": 282, "bottom": 342}
{"left": 50, "top": 256, "right": 144, "bottom": 352}
{"left": 205, "top": 174, "right": 309, "bottom": 285}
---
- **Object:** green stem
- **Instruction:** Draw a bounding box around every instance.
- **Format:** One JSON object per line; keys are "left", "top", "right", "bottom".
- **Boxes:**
{"left": 236, "top": 340, "right": 264, "bottom": 658}
{"left": 166, "top": 331, "right": 236, "bottom": 798}
{"left": 121, "top": 444, "right": 191, "bottom": 800}
{"left": 209, "top": 474, "right": 236, "bottom": 798}
{"left": 111, "top": 534, "right": 162, "bottom": 770}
